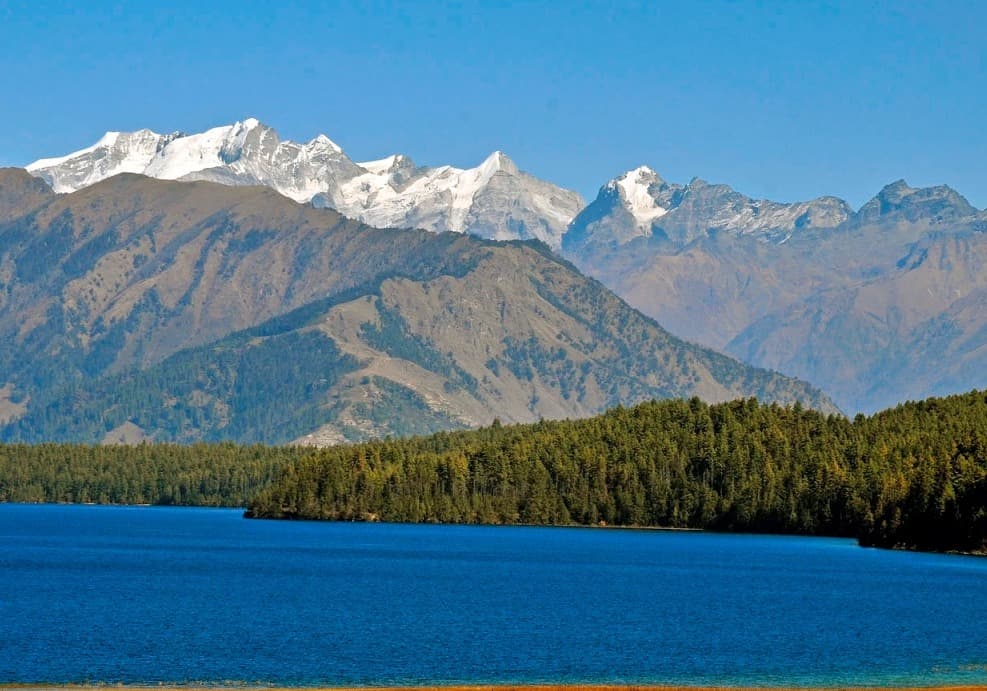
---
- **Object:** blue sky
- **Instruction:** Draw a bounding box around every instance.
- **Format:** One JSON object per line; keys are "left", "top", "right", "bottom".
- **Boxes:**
{"left": 1, "top": 0, "right": 984, "bottom": 208}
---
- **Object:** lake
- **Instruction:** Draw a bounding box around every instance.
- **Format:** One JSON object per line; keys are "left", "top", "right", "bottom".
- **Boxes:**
{"left": 1, "top": 503, "right": 986, "bottom": 687}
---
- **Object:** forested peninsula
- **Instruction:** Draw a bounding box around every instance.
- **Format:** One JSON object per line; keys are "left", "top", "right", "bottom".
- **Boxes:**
{"left": 3, "top": 391, "right": 987, "bottom": 554}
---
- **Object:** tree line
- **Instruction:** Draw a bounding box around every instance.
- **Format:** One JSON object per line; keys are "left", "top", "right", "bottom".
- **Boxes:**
{"left": 246, "top": 391, "right": 987, "bottom": 554}
{"left": 0, "top": 442, "right": 296, "bottom": 506}
{"left": 1, "top": 391, "right": 985, "bottom": 554}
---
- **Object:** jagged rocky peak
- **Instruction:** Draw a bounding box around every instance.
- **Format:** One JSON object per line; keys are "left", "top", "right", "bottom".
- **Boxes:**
{"left": 609, "top": 166, "right": 672, "bottom": 228}
{"left": 305, "top": 131, "right": 344, "bottom": 154}
{"left": 671, "top": 178, "right": 852, "bottom": 241}
{"left": 565, "top": 167, "right": 853, "bottom": 253}
{"left": 794, "top": 196, "right": 856, "bottom": 227}
{"left": 621, "top": 164, "right": 665, "bottom": 184}
{"left": 562, "top": 167, "right": 672, "bottom": 253}
{"left": 451, "top": 152, "right": 585, "bottom": 248}
{"left": 856, "top": 179, "right": 978, "bottom": 225}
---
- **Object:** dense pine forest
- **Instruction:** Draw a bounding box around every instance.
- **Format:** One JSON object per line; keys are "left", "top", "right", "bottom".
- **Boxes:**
{"left": 0, "top": 443, "right": 297, "bottom": 506}
{"left": 2, "top": 391, "right": 986, "bottom": 554}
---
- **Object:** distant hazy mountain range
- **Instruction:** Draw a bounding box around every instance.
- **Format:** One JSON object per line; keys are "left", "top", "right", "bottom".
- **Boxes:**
{"left": 565, "top": 169, "right": 987, "bottom": 413}
{"left": 24, "top": 120, "right": 987, "bottom": 414}
{"left": 0, "top": 168, "right": 830, "bottom": 444}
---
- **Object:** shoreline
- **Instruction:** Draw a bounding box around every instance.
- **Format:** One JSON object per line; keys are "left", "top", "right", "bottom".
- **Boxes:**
{"left": 5, "top": 685, "right": 987, "bottom": 691}
{"left": 11, "top": 501, "right": 987, "bottom": 558}
{"left": 8, "top": 503, "right": 987, "bottom": 559}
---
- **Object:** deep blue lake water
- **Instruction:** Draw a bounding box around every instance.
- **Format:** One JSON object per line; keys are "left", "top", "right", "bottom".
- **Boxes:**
{"left": 2, "top": 504, "right": 987, "bottom": 687}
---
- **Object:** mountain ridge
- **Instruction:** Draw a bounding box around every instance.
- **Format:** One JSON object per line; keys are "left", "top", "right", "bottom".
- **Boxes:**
{"left": 28, "top": 120, "right": 984, "bottom": 253}
{"left": 25, "top": 119, "right": 584, "bottom": 249}
{"left": 0, "top": 170, "right": 835, "bottom": 444}
{"left": 22, "top": 122, "right": 987, "bottom": 414}
{"left": 566, "top": 168, "right": 984, "bottom": 253}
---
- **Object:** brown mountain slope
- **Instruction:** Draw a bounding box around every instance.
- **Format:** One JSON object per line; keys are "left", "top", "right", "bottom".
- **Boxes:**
{"left": 729, "top": 230, "right": 987, "bottom": 412}
{"left": 0, "top": 168, "right": 54, "bottom": 219}
{"left": 5, "top": 237, "right": 837, "bottom": 444}
{"left": 572, "top": 231, "right": 835, "bottom": 350}
{"left": 0, "top": 172, "right": 835, "bottom": 443}
{"left": 0, "top": 172, "right": 481, "bottom": 383}
{"left": 294, "top": 241, "right": 838, "bottom": 443}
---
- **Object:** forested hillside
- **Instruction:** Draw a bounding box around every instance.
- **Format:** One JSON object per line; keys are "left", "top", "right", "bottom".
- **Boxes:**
{"left": 247, "top": 391, "right": 987, "bottom": 554}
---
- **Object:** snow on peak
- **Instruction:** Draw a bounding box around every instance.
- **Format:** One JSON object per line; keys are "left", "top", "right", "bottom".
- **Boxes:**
{"left": 625, "top": 165, "right": 661, "bottom": 180}
{"left": 358, "top": 154, "right": 403, "bottom": 175}
{"left": 446, "top": 153, "right": 507, "bottom": 231}
{"left": 479, "top": 150, "right": 518, "bottom": 176}
{"left": 26, "top": 131, "right": 125, "bottom": 172}
{"left": 26, "top": 128, "right": 174, "bottom": 192}
{"left": 337, "top": 148, "right": 562, "bottom": 238}
{"left": 483, "top": 150, "right": 505, "bottom": 165}
{"left": 142, "top": 123, "right": 241, "bottom": 179}
{"left": 308, "top": 133, "right": 343, "bottom": 154}
{"left": 97, "top": 131, "right": 123, "bottom": 148}
{"left": 612, "top": 165, "right": 668, "bottom": 228}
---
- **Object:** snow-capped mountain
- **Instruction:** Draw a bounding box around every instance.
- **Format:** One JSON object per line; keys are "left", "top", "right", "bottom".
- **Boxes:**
{"left": 564, "top": 166, "right": 852, "bottom": 253}
{"left": 25, "top": 119, "right": 362, "bottom": 207}
{"left": 325, "top": 149, "right": 582, "bottom": 246}
{"left": 26, "top": 119, "right": 584, "bottom": 249}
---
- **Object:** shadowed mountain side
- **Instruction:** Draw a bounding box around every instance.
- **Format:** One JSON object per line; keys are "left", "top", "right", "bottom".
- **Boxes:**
{"left": 569, "top": 231, "right": 836, "bottom": 350}
{"left": 729, "top": 230, "right": 987, "bottom": 412}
